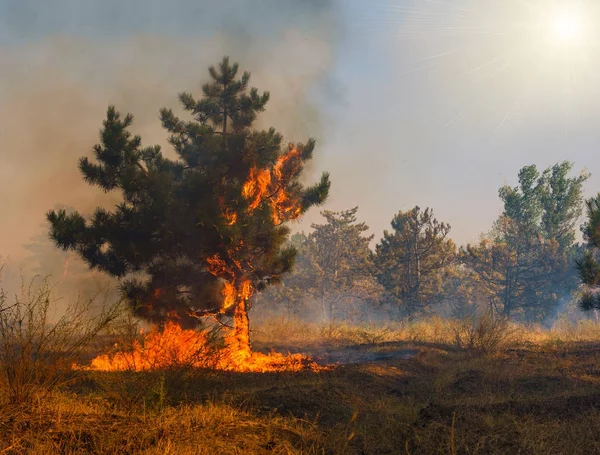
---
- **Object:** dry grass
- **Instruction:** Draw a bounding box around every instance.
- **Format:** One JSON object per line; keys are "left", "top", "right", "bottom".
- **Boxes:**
{"left": 0, "top": 391, "right": 330, "bottom": 454}
{"left": 0, "top": 277, "right": 122, "bottom": 405}
{"left": 3, "top": 312, "right": 600, "bottom": 453}
{"left": 253, "top": 314, "right": 600, "bottom": 353}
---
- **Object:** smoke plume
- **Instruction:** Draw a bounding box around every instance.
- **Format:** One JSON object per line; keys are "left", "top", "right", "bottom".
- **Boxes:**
{"left": 0, "top": 0, "right": 342, "bottom": 297}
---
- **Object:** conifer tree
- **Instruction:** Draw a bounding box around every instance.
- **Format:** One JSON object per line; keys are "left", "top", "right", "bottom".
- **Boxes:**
{"left": 308, "top": 207, "right": 377, "bottom": 323}
{"left": 262, "top": 208, "right": 379, "bottom": 323}
{"left": 47, "top": 57, "right": 330, "bottom": 354}
{"left": 374, "top": 207, "right": 456, "bottom": 317}
{"left": 576, "top": 195, "right": 600, "bottom": 311}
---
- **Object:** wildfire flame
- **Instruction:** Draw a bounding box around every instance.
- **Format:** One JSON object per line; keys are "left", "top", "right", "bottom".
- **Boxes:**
{"left": 222, "top": 282, "right": 236, "bottom": 311}
{"left": 83, "top": 145, "right": 318, "bottom": 374}
{"left": 242, "top": 145, "right": 303, "bottom": 224}
{"left": 89, "top": 322, "right": 215, "bottom": 371}
{"left": 242, "top": 167, "right": 272, "bottom": 211}
{"left": 209, "top": 145, "right": 304, "bottom": 312}
{"left": 84, "top": 321, "right": 325, "bottom": 373}
{"left": 219, "top": 280, "right": 251, "bottom": 312}
{"left": 223, "top": 210, "right": 237, "bottom": 226}
{"left": 206, "top": 254, "right": 230, "bottom": 279}
{"left": 218, "top": 196, "right": 238, "bottom": 226}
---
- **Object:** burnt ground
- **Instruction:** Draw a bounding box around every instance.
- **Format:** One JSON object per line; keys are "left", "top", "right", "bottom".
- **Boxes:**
{"left": 255, "top": 340, "right": 419, "bottom": 365}
{"left": 253, "top": 333, "right": 422, "bottom": 365}
{"left": 309, "top": 344, "right": 419, "bottom": 365}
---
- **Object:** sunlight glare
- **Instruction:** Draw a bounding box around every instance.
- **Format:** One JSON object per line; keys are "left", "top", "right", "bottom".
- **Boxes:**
{"left": 550, "top": 10, "right": 585, "bottom": 47}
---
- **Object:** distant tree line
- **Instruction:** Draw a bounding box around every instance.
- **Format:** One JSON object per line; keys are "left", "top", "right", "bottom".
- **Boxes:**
{"left": 259, "top": 162, "right": 594, "bottom": 325}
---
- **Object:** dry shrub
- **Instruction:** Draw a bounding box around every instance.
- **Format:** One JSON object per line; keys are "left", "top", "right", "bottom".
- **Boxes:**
{"left": 319, "top": 321, "right": 355, "bottom": 345}
{"left": 0, "top": 276, "right": 122, "bottom": 404}
{"left": 353, "top": 325, "right": 394, "bottom": 345}
{"left": 254, "top": 314, "right": 599, "bottom": 354}
{"left": 254, "top": 317, "right": 406, "bottom": 349}
{"left": 451, "top": 311, "right": 521, "bottom": 355}
{"left": 318, "top": 322, "right": 400, "bottom": 347}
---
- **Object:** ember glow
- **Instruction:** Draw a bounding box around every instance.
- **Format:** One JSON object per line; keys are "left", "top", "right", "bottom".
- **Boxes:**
{"left": 219, "top": 198, "right": 238, "bottom": 226}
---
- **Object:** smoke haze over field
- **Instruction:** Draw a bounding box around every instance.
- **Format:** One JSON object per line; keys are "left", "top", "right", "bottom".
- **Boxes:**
{"left": 2, "top": 0, "right": 600, "bottom": 295}
{"left": 0, "top": 0, "right": 340, "bottom": 269}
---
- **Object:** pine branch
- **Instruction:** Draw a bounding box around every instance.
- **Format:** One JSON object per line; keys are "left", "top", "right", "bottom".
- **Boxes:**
{"left": 135, "top": 161, "right": 149, "bottom": 177}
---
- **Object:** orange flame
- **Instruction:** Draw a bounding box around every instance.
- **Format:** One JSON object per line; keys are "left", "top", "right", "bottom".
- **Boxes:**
{"left": 206, "top": 254, "right": 229, "bottom": 278}
{"left": 83, "top": 145, "right": 319, "bottom": 374}
{"left": 242, "top": 145, "right": 303, "bottom": 224}
{"left": 218, "top": 196, "right": 238, "bottom": 226}
{"left": 242, "top": 167, "right": 272, "bottom": 211}
{"left": 240, "top": 280, "right": 252, "bottom": 300}
{"left": 88, "top": 322, "right": 215, "bottom": 371}
{"left": 220, "top": 280, "right": 252, "bottom": 312}
{"left": 83, "top": 322, "right": 326, "bottom": 373}
{"left": 222, "top": 281, "right": 236, "bottom": 311}
{"left": 223, "top": 211, "right": 237, "bottom": 226}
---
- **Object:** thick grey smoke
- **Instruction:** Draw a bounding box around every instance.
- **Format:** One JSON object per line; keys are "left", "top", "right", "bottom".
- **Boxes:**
{"left": 0, "top": 1, "right": 342, "bottom": 297}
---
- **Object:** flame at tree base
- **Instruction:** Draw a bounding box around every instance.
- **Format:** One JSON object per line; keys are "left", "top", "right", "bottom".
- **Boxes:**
{"left": 80, "top": 144, "right": 326, "bottom": 374}
{"left": 81, "top": 322, "right": 326, "bottom": 373}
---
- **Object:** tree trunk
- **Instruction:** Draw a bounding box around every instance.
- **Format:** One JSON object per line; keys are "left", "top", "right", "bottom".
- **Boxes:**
{"left": 230, "top": 297, "right": 251, "bottom": 360}
{"left": 328, "top": 295, "right": 334, "bottom": 339}
{"left": 414, "top": 233, "right": 421, "bottom": 295}
{"left": 503, "top": 267, "right": 512, "bottom": 317}
{"left": 321, "top": 277, "right": 327, "bottom": 323}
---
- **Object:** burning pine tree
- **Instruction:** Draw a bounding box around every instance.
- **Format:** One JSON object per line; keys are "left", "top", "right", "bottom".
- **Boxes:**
{"left": 47, "top": 57, "right": 330, "bottom": 369}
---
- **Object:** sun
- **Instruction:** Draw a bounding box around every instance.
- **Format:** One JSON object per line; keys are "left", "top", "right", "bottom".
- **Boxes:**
{"left": 549, "top": 9, "right": 586, "bottom": 47}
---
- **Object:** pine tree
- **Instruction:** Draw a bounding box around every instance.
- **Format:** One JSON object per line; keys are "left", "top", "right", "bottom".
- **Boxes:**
{"left": 262, "top": 209, "right": 379, "bottom": 323}
{"left": 47, "top": 57, "right": 330, "bottom": 355}
{"left": 374, "top": 207, "right": 456, "bottom": 318}
{"left": 461, "top": 220, "right": 564, "bottom": 319}
{"left": 576, "top": 195, "right": 600, "bottom": 311}
{"left": 22, "top": 205, "right": 116, "bottom": 301}
{"left": 258, "top": 232, "right": 321, "bottom": 318}
{"left": 260, "top": 208, "right": 379, "bottom": 324}
{"left": 307, "top": 207, "right": 377, "bottom": 324}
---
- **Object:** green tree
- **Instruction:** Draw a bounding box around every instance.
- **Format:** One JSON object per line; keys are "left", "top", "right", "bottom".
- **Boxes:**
{"left": 539, "top": 162, "right": 589, "bottom": 249}
{"left": 23, "top": 206, "right": 117, "bottom": 301}
{"left": 307, "top": 207, "right": 378, "bottom": 325}
{"left": 257, "top": 232, "right": 320, "bottom": 319}
{"left": 463, "top": 162, "right": 588, "bottom": 321}
{"left": 47, "top": 57, "right": 330, "bottom": 356}
{"left": 374, "top": 207, "right": 456, "bottom": 318}
{"left": 576, "top": 195, "right": 600, "bottom": 311}
{"left": 261, "top": 208, "right": 380, "bottom": 325}
{"left": 441, "top": 263, "right": 488, "bottom": 319}
{"left": 461, "top": 219, "right": 565, "bottom": 319}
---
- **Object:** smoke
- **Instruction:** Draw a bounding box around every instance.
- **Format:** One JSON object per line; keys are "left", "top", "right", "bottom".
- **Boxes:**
{"left": 0, "top": 1, "right": 342, "bottom": 296}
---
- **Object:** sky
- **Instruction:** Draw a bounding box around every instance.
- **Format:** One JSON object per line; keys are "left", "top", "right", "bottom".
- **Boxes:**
{"left": 2, "top": 0, "right": 600, "bottom": 271}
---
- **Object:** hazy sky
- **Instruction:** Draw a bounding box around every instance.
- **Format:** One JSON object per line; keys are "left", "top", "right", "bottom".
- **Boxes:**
{"left": 2, "top": 0, "right": 600, "bottom": 265}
